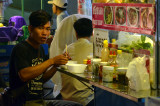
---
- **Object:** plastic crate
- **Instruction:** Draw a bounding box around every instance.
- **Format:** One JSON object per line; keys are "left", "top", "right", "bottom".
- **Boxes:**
{"left": 0, "top": 57, "right": 9, "bottom": 69}
{"left": 0, "top": 45, "right": 14, "bottom": 56}
{"left": 0, "top": 69, "right": 9, "bottom": 87}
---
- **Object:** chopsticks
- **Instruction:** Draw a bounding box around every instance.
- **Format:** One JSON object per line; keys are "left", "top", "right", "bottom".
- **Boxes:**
{"left": 65, "top": 44, "right": 68, "bottom": 57}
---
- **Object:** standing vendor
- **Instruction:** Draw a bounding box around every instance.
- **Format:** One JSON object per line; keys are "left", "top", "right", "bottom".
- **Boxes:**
{"left": 48, "top": 0, "right": 69, "bottom": 28}
{"left": 8, "top": 10, "right": 81, "bottom": 106}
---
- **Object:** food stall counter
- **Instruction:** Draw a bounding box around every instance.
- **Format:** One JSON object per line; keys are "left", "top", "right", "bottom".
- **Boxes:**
{"left": 57, "top": 67, "right": 160, "bottom": 103}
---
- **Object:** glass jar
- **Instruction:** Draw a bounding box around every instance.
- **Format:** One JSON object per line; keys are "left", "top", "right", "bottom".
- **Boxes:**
{"left": 102, "top": 66, "right": 114, "bottom": 82}
{"left": 117, "top": 67, "right": 128, "bottom": 85}
{"left": 92, "top": 58, "right": 101, "bottom": 79}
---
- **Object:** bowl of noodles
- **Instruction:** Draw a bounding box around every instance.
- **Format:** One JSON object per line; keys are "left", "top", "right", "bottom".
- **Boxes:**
{"left": 127, "top": 7, "right": 138, "bottom": 27}
{"left": 115, "top": 7, "right": 126, "bottom": 25}
{"left": 104, "top": 6, "right": 113, "bottom": 25}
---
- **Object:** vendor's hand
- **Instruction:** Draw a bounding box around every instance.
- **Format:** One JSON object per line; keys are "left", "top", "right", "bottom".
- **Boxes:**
{"left": 63, "top": 52, "right": 72, "bottom": 60}
{"left": 52, "top": 55, "right": 68, "bottom": 66}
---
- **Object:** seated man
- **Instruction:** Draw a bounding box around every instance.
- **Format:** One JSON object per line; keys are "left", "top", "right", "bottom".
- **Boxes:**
{"left": 49, "top": 14, "right": 91, "bottom": 97}
{"left": 61, "top": 18, "right": 94, "bottom": 106}
{"left": 8, "top": 10, "right": 82, "bottom": 106}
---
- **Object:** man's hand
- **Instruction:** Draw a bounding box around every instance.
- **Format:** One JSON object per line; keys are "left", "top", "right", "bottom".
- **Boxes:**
{"left": 63, "top": 52, "right": 72, "bottom": 60}
{"left": 52, "top": 55, "right": 68, "bottom": 66}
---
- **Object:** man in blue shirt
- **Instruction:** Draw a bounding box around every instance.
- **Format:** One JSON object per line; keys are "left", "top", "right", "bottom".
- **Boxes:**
{"left": 48, "top": 0, "right": 69, "bottom": 28}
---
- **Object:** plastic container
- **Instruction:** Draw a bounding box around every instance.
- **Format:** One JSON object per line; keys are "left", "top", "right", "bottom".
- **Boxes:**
{"left": 67, "top": 64, "right": 87, "bottom": 73}
{"left": 102, "top": 66, "right": 114, "bottom": 82}
{"left": 117, "top": 67, "right": 128, "bottom": 85}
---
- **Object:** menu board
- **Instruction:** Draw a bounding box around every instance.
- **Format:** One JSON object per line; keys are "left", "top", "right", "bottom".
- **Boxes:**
{"left": 93, "top": 28, "right": 109, "bottom": 57}
{"left": 92, "top": 3, "right": 156, "bottom": 36}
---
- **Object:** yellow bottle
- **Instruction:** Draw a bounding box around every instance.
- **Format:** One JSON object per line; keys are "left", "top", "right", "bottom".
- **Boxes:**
{"left": 101, "top": 40, "right": 109, "bottom": 62}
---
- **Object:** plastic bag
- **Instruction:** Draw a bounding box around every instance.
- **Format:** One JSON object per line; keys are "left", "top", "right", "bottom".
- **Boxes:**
{"left": 78, "top": 0, "right": 92, "bottom": 16}
{"left": 126, "top": 56, "right": 150, "bottom": 91}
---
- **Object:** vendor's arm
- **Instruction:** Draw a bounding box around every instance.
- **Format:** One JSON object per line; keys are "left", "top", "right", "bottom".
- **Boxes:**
{"left": 19, "top": 55, "right": 68, "bottom": 82}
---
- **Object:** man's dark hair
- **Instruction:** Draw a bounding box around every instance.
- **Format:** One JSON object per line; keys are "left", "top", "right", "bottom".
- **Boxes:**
{"left": 73, "top": 18, "right": 93, "bottom": 38}
{"left": 29, "top": 10, "right": 52, "bottom": 27}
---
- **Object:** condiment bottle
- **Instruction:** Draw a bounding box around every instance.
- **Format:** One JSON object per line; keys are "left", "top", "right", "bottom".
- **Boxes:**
{"left": 116, "top": 50, "right": 123, "bottom": 67}
{"left": 109, "top": 39, "right": 118, "bottom": 56}
{"left": 101, "top": 40, "right": 109, "bottom": 62}
{"left": 83, "top": 59, "right": 88, "bottom": 72}
{"left": 87, "top": 59, "right": 92, "bottom": 73}
{"left": 99, "top": 62, "right": 108, "bottom": 83}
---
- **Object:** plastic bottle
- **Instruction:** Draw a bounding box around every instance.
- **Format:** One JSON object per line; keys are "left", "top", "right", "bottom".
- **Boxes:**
{"left": 109, "top": 41, "right": 118, "bottom": 83}
{"left": 86, "top": 56, "right": 92, "bottom": 73}
{"left": 109, "top": 39, "right": 118, "bottom": 56}
{"left": 83, "top": 59, "right": 87, "bottom": 64}
{"left": 101, "top": 40, "right": 109, "bottom": 62}
{"left": 83, "top": 59, "right": 88, "bottom": 72}
{"left": 116, "top": 50, "right": 123, "bottom": 67}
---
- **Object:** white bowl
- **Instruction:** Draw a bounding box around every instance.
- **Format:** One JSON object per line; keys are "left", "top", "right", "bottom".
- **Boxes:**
{"left": 60, "top": 61, "right": 77, "bottom": 70}
{"left": 60, "top": 65, "right": 67, "bottom": 69}
{"left": 67, "top": 64, "right": 87, "bottom": 73}
{"left": 67, "top": 60, "right": 77, "bottom": 64}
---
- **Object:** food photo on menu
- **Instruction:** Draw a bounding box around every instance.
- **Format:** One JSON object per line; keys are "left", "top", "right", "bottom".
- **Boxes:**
{"left": 115, "top": 6, "right": 126, "bottom": 26}
{"left": 127, "top": 7, "right": 139, "bottom": 27}
{"left": 140, "top": 7, "right": 154, "bottom": 29}
{"left": 104, "top": 6, "right": 113, "bottom": 25}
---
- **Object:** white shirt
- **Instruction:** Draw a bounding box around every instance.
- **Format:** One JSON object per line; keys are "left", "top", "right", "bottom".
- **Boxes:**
{"left": 64, "top": 38, "right": 93, "bottom": 64}
{"left": 61, "top": 38, "right": 93, "bottom": 105}
{"left": 49, "top": 14, "right": 92, "bottom": 97}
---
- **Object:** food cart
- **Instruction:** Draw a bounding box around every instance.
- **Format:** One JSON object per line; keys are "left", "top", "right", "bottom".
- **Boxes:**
{"left": 59, "top": 0, "right": 160, "bottom": 105}
{"left": 90, "top": 0, "right": 160, "bottom": 105}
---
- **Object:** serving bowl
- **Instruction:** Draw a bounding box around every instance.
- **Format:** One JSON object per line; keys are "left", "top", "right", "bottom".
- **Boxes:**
{"left": 67, "top": 64, "right": 87, "bottom": 73}
{"left": 60, "top": 61, "right": 77, "bottom": 69}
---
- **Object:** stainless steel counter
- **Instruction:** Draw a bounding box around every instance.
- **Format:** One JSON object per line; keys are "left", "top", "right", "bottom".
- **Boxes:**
{"left": 57, "top": 67, "right": 160, "bottom": 102}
